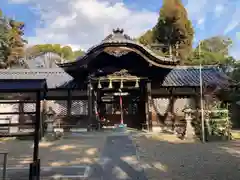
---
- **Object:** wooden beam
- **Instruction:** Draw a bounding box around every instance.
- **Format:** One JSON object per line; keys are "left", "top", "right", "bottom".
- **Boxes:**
{"left": 0, "top": 123, "right": 34, "bottom": 127}
{"left": 0, "top": 112, "right": 36, "bottom": 115}
{"left": 0, "top": 100, "right": 36, "bottom": 104}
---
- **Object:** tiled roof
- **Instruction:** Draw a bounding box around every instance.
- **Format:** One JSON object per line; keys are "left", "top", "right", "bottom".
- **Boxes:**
{"left": 0, "top": 66, "right": 232, "bottom": 89}
{"left": 75, "top": 28, "right": 180, "bottom": 66}
{"left": 0, "top": 79, "right": 47, "bottom": 92}
{"left": 162, "top": 66, "right": 231, "bottom": 87}
{"left": 0, "top": 68, "right": 73, "bottom": 89}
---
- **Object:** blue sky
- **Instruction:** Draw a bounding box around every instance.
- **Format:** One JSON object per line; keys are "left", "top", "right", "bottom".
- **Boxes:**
{"left": 1, "top": 0, "right": 240, "bottom": 59}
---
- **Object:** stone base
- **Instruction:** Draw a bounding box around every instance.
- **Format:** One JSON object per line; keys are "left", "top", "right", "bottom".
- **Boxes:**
{"left": 152, "top": 126, "right": 163, "bottom": 132}
{"left": 114, "top": 124, "right": 127, "bottom": 132}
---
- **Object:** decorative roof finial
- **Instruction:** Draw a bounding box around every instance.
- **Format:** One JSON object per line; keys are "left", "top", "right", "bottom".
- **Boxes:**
{"left": 113, "top": 28, "right": 124, "bottom": 34}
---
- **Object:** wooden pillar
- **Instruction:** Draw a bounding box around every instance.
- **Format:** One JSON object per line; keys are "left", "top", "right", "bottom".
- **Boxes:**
{"left": 93, "top": 90, "right": 98, "bottom": 123}
{"left": 67, "top": 89, "right": 72, "bottom": 117}
{"left": 41, "top": 100, "right": 47, "bottom": 137}
{"left": 88, "top": 81, "right": 93, "bottom": 129}
{"left": 146, "top": 81, "right": 152, "bottom": 131}
{"left": 169, "top": 93, "right": 176, "bottom": 131}
{"left": 95, "top": 89, "right": 100, "bottom": 123}
{"left": 32, "top": 91, "right": 41, "bottom": 179}
{"left": 139, "top": 81, "right": 146, "bottom": 130}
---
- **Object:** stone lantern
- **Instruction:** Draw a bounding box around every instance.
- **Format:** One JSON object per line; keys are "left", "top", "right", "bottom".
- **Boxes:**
{"left": 183, "top": 107, "right": 195, "bottom": 140}
{"left": 45, "top": 107, "right": 56, "bottom": 133}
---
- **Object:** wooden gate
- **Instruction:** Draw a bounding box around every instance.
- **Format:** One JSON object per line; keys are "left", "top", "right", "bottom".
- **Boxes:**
{"left": 101, "top": 92, "right": 142, "bottom": 129}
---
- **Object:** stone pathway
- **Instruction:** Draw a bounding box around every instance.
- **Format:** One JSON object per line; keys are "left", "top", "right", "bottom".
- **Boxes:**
{"left": 89, "top": 134, "right": 147, "bottom": 180}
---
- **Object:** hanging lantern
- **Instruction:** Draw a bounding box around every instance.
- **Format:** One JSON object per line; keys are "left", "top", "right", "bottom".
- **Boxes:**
{"left": 120, "top": 79, "right": 123, "bottom": 89}
{"left": 108, "top": 79, "right": 113, "bottom": 88}
{"left": 135, "top": 79, "right": 139, "bottom": 88}
{"left": 98, "top": 80, "right": 102, "bottom": 89}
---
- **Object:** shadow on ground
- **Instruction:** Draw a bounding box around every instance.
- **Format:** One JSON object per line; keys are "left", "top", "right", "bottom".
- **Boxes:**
{"left": 133, "top": 135, "right": 240, "bottom": 180}
{"left": 0, "top": 135, "right": 106, "bottom": 167}
{"left": 89, "top": 135, "right": 147, "bottom": 180}
{"left": 0, "top": 134, "right": 107, "bottom": 179}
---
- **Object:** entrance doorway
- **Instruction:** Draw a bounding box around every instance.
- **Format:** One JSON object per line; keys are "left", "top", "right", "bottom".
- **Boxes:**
{"left": 98, "top": 89, "right": 143, "bottom": 129}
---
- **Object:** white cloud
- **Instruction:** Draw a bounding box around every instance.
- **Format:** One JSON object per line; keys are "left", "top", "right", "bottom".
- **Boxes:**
{"left": 8, "top": 0, "right": 30, "bottom": 3}
{"left": 214, "top": 4, "right": 224, "bottom": 17}
{"left": 236, "top": 32, "right": 240, "bottom": 39}
{"left": 185, "top": 0, "right": 208, "bottom": 21}
{"left": 197, "top": 18, "right": 205, "bottom": 25}
{"left": 230, "top": 48, "right": 240, "bottom": 60}
{"left": 9, "top": 0, "right": 158, "bottom": 50}
{"left": 195, "top": 17, "right": 205, "bottom": 30}
{"left": 224, "top": 8, "right": 240, "bottom": 34}
{"left": 9, "top": 0, "right": 240, "bottom": 58}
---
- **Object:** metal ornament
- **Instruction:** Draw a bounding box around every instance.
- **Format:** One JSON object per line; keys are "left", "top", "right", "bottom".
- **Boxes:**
{"left": 120, "top": 80, "right": 123, "bottom": 89}
{"left": 98, "top": 80, "right": 102, "bottom": 89}
{"left": 108, "top": 79, "right": 113, "bottom": 88}
{"left": 135, "top": 79, "right": 139, "bottom": 88}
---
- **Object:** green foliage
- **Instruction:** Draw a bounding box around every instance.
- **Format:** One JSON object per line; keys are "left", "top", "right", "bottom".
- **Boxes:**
{"left": 7, "top": 19, "right": 27, "bottom": 65}
{"left": 186, "top": 50, "right": 229, "bottom": 65}
{"left": 137, "top": 2, "right": 235, "bottom": 68}
{"left": 0, "top": 9, "right": 27, "bottom": 68}
{"left": 198, "top": 36, "right": 232, "bottom": 56}
{"left": 185, "top": 36, "right": 236, "bottom": 67}
{"left": 138, "top": 30, "right": 154, "bottom": 46}
{"left": 231, "top": 62, "right": 240, "bottom": 81}
{"left": 61, "top": 46, "right": 73, "bottom": 59}
{"left": 209, "top": 109, "right": 231, "bottom": 139}
{"left": 191, "top": 109, "right": 231, "bottom": 141}
{"left": 28, "top": 44, "right": 84, "bottom": 61}
{"left": 72, "top": 49, "right": 85, "bottom": 60}
{"left": 0, "top": 19, "right": 9, "bottom": 67}
{"left": 152, "top": 0, "right": 194, "bottom": 60}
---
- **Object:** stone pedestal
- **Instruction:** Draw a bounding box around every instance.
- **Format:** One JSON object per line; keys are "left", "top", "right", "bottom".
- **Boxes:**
{"left": 183, "top": 108, "right": 195, "bottom": 140}
{"left": 47, "top": 121, "right": 53, "bottom": 133}
{"left": 45, "top": 117, "right": 54, "bottom": 133}
{"left": 185, "top": 118, "right": 195, "bottom": 139}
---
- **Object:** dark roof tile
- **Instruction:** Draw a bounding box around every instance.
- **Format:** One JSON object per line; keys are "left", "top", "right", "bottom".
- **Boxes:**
{"left": 0, "top": 68, "right": 73, "bottom": 89}
{"left": 162, "top": 66, "right": 230, "bottom": 87}
{"left": 0, "top": 79, "right": 47, "bottom": 92}
{"left": 0, "top": 66, "right": 231, "bottom": 89}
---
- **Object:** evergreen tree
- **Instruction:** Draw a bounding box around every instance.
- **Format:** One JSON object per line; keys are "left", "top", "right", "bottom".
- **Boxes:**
{"left": 153, "top": 0, "right": 194, "bottom": 61}
{"left": 0, "top": 9, "right": 10, "bottom": 68}
{"left": 138, "top": 30, "right": 154, "bottom": 46}
{"left": 7, "top": 19, "right": 27, "bottom": 67}
{"left": 27, "top": 44, "right": 84, "bottom": 61}
{"left": 186, "top": 36, "right": 235, "bottom": 67}
{"left": 0, "top": 9, "right": 27, "bottom": 68}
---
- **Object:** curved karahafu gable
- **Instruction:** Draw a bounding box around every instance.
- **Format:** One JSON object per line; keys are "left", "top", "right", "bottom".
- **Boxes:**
{"left": 61, "top": 28, "right": 180, "bottom": 68}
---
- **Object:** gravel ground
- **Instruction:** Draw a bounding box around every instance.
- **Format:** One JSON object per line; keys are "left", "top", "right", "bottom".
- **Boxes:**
{"left": 0, "top": 133, "right": 107, "bottom": 179}
{"left": 132, "top": 135, "right": 240, "bottom": 180}
{"left": 0, "top": 135, "right": 106, "bottom": 167}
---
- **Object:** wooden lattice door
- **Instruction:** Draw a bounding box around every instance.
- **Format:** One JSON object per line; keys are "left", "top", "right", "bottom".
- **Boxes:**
{"left": 103, "top": 93, "right": 141, "bottom": 129}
